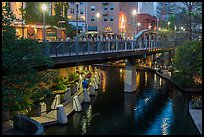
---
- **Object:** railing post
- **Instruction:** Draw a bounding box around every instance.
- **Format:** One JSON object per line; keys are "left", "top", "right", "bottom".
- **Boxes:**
{"left": 125, "top": 41, "right": 127, "bottom": 51}
{"left": 75, "top": 37, "right": 79, "bottom": 55}
{"left": 97, "top": 41, "right": 101, "bottom": 53}
{"left": 139, "top": 41, "right": 142, "bottom": 49}
{"left": 62, "top": 43, "right": 65, "bottom": 56}
{"left": 88, "top": 41, "right": 90, "bottom": 54}
{"left": 108, "top": 41, "right": 111, "bottom": 52}
{"left": 116, "top": 41, "right": 118, "bottom": 52}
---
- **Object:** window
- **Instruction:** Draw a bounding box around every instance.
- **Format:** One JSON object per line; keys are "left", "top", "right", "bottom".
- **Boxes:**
{"left": 80, "top": 9, "right": 84, "bottom": 14}
{"left": 104, "top": 16, "right": 108, "bottom": 22}
{"left": 91, "top": 5, "right": 95, "bottom": 12}
{"left": 80, "top": 2, "right": 83, "bottom": 5}
{"left": 104, "top": 5, "right": 108, "bottom": 11}
{"left": 110, "top": 16, "right": 114, "bottom": 22}
{"left": 70, "top": 8, "right": 75, "bottom": 14}
{"left": 91, "top": 16, "right": 95, "bottom": 22}
{"left": 110, "top": 4, "right": 114, "bottom": 11}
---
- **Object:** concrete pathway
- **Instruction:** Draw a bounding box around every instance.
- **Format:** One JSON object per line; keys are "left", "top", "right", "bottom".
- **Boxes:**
{"left": 31, "top": 87, "right": 84, "bottom": 126}
{"left": 189, "top": 101, "right": 202, "bottom": 135}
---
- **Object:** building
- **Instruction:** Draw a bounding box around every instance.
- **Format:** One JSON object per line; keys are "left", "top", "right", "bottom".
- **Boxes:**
{"left": 3, "top": 2, "right": 158, "bottom": 41}
{"left": 85, "top": 2, "right": 138, "bottom": 39}
{"left": 137, "top": 2, "right": 158, "bottom": 32}
{"left": 138, "top": 2, "right": 157, "bottom": 17}
{"left": 2, "top": 2, "right": 69, "bottom": 41}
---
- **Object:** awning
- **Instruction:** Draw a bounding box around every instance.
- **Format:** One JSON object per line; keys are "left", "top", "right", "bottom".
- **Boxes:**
{"left": 88, "top": 26, "right": 97, "bottom": 31}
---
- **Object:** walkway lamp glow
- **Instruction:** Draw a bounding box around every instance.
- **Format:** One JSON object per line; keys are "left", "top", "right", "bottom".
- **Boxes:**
{"left": 168, "top": 21, "right": 170, "bottom": 30}
{"left": 132, "top": 9, "right": 137, "bottom": 39}
{"left": 96, "top": 12, "right": 100, "bottom": 32}
{"left": 41, "top": 4, "right": 47, "bottom": 42}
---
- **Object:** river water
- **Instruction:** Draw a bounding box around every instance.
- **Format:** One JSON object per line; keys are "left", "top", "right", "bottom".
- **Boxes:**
{"left": 44, "top": 66, "right": 199, "bottom": 135}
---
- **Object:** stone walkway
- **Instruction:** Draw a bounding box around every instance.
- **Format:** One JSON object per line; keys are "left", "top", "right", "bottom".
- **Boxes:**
{"left": 189, "top": 101, "right": 202, "bottom": 135}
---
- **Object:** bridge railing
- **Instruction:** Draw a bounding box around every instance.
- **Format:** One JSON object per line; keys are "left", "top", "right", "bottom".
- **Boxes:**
{"left": 41, "top": 39, "right": 183, "bottom": 57}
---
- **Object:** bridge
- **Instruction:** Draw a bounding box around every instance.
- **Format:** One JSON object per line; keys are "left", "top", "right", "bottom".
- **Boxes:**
{"left": 40, "top": 30, "right": 182, "bottom": 68}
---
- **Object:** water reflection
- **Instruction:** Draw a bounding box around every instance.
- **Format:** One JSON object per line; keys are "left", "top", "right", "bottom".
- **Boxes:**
{"left": 81, "top": 105, "right": 93, "bottom": 134}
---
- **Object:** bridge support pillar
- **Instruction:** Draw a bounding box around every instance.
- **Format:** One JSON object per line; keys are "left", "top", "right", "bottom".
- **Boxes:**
{"left": 146, "top": 55, "right": 153, "bottom": 68}
{"left": 124, "top": 59, "right": 137, "bottom": 92}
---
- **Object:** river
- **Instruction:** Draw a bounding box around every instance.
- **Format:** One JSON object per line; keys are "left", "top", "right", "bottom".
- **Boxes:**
{"left": 44, "top": 65, "right": 199, "bottom": 135}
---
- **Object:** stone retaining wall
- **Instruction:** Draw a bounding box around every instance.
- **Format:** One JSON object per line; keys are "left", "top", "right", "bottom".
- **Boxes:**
{"left": 13, "top": 114, "right": 44, "bottom": 135}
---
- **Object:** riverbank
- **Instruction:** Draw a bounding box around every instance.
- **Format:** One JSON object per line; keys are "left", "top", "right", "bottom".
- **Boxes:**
{"left": 153, "top": 68, "right": 202, "bottom": 135}
{"left": 189, "top": 101, "right": 202, "bottom": 135}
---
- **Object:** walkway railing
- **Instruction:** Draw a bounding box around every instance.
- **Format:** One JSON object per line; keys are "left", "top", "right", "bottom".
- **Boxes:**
{"left": 42, "top": 40, "right": 160, "bottom": 57}
{"left": 41, "top": 29, "right": 184, "bottom": 58}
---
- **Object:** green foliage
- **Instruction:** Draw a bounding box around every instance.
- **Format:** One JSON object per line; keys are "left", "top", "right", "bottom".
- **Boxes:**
{"left": 192, "top": 97, "right": 202, "bottom": 109}
{"left": 172, "top": 40, "right": 202, "bottom": 88}
{"left": 2, "top": 6, "right": 55, "bottom": 116}
{"left": 2, "top": 3, "right": 16, "bottom": 26}
{"left": 68, "top": 73, "right": 79, "bottom": 82}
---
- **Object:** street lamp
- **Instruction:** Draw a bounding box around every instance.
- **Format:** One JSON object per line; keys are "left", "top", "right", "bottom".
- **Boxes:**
{"left": 76, "top": 2, "right": 79, "bottom": 36}
{"left": 41, "top": 4, "right": 47, "bottom": 42}
{"left": 96, "top": 12, "right": 100, "bottom": 32}
{"left": 132, "top": 9, "right": 137, "bottom": 39}
{"left": 156, "top": 18, "right": 159, "bottom": 41}
{"left": 76, "top": 2, "right": 79, "bottom": 55}
{"left": 168, "top": 21, "right": 170, "bottom": 30}
{"left": 137, "top": 22, "right": 140, "bottom": 32}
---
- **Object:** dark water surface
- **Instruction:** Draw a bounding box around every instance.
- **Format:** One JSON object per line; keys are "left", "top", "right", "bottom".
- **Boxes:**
{"left": 44, "top": 66, "right": 199, "bottom": 135}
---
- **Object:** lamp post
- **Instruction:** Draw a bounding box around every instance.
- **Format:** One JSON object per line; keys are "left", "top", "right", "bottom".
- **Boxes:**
{"left": 21, "top": 2, "right": 24, "bottom": 39}
{"left": 41, "top": 4, "right": 47, "bottom": 42}
{"left": 96, "top": 12, "right": 100, "bottom": 32}
{"left": 132, "top": 10, "right": 137, "bottom": 39}
{"left": 75, "top": 2, "right": 79, "bottom": 55}
{"left": 156, "top": 18, "right": 159, "bottom": 41}
{"left": 137, "top": 22, "right": 140, "bottom": 33}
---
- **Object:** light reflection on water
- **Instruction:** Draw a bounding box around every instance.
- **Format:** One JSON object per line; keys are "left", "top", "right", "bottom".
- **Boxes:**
{"left": 81, "top": 105, "right": 92, "bottom": 134}
{"left": 145, "top": 99, "right": 173, "bottom": 135}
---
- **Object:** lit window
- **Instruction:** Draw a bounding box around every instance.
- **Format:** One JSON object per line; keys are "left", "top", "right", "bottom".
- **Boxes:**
{"left": 104, "top": 5, "right": 108, "bottom": 11}
{"left": 80, "top": 9, "right": 84, "bottom": 14}
{"left": 91, "top": 16, "right": 95, "bottom": 22}
{"left": 104, "top": 16, "right": 108, "bottom": 21}
{"left": 110, "top": 16, "right": 114, "bottom": 22}
{"left": 70, "top": 8, "right": 75, "bottom": 14}
{"left": 110, "top": 4, "right": 114, "bottom": 11}
{"left": 91, "top": 5, "right": 95, "bottom": 12}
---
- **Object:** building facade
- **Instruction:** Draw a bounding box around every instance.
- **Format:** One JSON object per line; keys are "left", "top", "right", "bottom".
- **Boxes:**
{"left": 3, "top": 2, "right": 159, "bottom": 41}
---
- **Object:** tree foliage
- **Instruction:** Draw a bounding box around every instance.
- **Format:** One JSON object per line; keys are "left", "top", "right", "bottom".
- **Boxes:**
{"left": 172, "top": 40, "right": 202, "bottom": 88}
{"left": 171, "top": 2, "right": 202, "bottom": 40}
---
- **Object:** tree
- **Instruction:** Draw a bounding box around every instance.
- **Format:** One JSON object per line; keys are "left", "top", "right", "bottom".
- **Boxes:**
{"left": 2, "top": 3, "right": 54, "bottom": 117}
{"left": 171, "top": 2, "right": 202, "bottom": 40}
{"left": 172, "top": 40, "right": 202, "bottom": 88}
